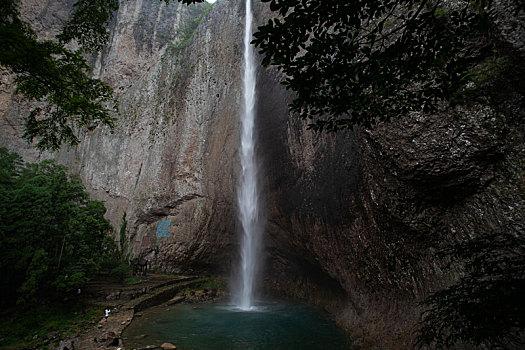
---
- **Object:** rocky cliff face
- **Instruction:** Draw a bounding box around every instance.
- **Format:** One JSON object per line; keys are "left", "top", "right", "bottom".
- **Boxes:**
{"left": 262, "top": 105, "right": 524, "bottom": 346}
{"left": 1, "top": 0, "right": 524, "bottom": 347}
{"left": 0, "top": 0, "right": 74, "bottom": 161}
{"left": 1, "top": 0, "right": 246, "bottom": 273}
{"left": 58, "top": 0, "right": 247, "bottom": 273}
{"left": 256, "top": 0, "right": 525, "bottom": 346}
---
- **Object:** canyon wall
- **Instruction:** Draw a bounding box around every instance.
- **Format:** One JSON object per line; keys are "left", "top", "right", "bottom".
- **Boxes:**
{"left": 256, "top": 1, "right": 524, "bottom": 346}
{"left": 56, "top": 0, "right": 245, "bottom": 273}
{"left": 1, "top": 0, "right": 524, "bottom": 347}
{"left": 2, "top": 0, "right": 247, "bottom": 273}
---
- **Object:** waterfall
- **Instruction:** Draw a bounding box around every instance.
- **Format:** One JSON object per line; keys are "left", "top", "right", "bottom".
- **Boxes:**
{"left": 237, "top": 0, "right": 260, "bottom": 311}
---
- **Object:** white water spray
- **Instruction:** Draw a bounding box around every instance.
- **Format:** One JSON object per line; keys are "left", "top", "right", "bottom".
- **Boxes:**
{"left": 237, "top": 0, "right": 260, "bottom": 311}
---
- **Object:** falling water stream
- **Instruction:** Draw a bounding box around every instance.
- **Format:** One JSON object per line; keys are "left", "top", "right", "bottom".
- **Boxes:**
{"left": 237, "top": 0, "right": 260, "bottom": 311}
{"left": 121, "top": 1, "right": 352, "bottom": 348}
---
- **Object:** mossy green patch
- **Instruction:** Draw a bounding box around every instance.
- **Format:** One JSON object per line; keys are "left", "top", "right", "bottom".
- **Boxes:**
{"left": 166, "top": 2, "right": 213, "bottom": 56}
{"left": 197, "top": 276, "right": 227, "bottom": 291}
{"left": 176, "top": 276, "right": 227, "bottom": 296}
{"left": 124, "top": 277, "right": 142, "bottom": 285}
{"left": 433, "top": 7, "right": 450, "bottom": 19}
{"left": 0, "top": 303, "right": 103, "bottom": 350}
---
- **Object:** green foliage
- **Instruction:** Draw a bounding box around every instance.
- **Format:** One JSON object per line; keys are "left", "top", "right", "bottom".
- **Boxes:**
{"left": 0, "top": 0, "right": 210, "bottom": 151}
{"left": 416, "top": 231, "right": 525, "bottom": 349}
{"left": 57, "top": 0, "right": 119, "bottom": 52}
{"left": 433, "top": 7, "right": 450, "bottom": 19}
{"left": 167, "top": 2, "right": 213, "bottom": 54}
{"left": 450, "top": 57, "right": 510, "bottom": 105}
{"left": 0, "top": 148, "right": 121, "bottom": 305}
{"left": 124, "top": 277, "right": 142, "bottom": 285}
{"left": 110, "top": 260, "right": 132, "bottom": 282}
{"left": 0, "top": 303, "right": 103, "bottom": 350}
{"left": 0, "top": 0, "right": 117, "bottom": 151}
{"left": 253, "top": 0, "right": 522, "bottom": 132}
{"left": 197, "top": 276, "right": 227, "bottom": 291}
{"left": 174, "top": 276, "right": 224, "bottom": 297}
{"left": 464, "top": 57, "right": 509, "bottom": 87}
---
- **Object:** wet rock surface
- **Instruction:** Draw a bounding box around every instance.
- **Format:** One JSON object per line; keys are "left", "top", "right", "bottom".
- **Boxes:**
{"left": 256, "top": 4, "right": 525, "bottom": 346}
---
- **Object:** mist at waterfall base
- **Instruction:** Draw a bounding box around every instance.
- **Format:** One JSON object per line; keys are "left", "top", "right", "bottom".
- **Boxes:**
{"left": 121, "top": 301, "right": 351, "bottom": 349}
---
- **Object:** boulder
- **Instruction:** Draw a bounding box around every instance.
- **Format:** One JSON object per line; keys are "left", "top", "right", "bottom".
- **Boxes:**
{"left": 105, "top": 291, "right": 121, "bottom": 300}
{"left": 160, "top": 343, "right": 177, "bottom": 349}
{"left": 166, "top": 296, "right": 184, "bottom": 306}
{"left": 103, "top": 331, "right": 119, "bottom": 347}
{"left": 54, "top": 339, "right": 74, "bottom": 350}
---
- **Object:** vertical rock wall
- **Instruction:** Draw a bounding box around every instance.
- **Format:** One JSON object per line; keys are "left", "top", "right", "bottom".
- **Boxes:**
{"left": 56, "top": 0, "right": 247, "bottom": 273}
{"left": 0, "top": 0, "right": 247, "bottom": 273}
{"left": 254, "top": 0, "right": 525, "bottom": 346}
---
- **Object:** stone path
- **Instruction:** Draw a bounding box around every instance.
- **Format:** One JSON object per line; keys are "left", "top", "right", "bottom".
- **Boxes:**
{"left": 59, "top": 274, "right": 204, "bottom": 350}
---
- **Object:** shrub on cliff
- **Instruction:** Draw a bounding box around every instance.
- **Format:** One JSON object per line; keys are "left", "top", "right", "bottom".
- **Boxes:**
{"left": 0, "top": 148, "right": 119, "bottom": 306}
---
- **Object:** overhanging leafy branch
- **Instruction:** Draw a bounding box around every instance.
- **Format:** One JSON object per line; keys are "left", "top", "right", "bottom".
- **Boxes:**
{"left": 253, "top": 0, "right": 509, "bottom": 132}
